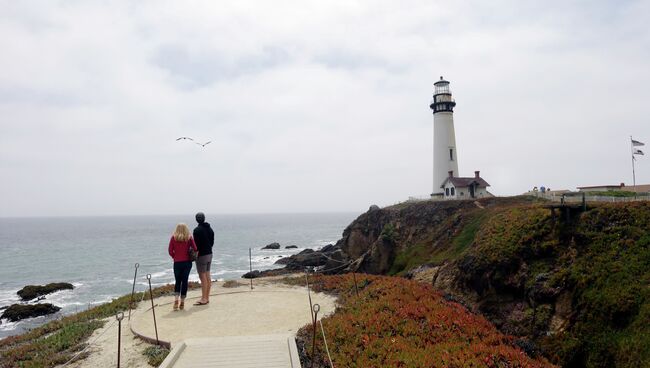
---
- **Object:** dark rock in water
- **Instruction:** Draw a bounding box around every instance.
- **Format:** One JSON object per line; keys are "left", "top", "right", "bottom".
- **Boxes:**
{"left": 1, "top": 303, "right": 61, "bottom": 322}
{"left": 273, "top": 248, "right": 328, "bottom": 270}
{"left": 242, "top": 270, "right": 261, "bottom": 279}
{"left": 261, "top": 242, "right": 281, "bottom": 250}
{"left": 263, "top": 257, "right": 269, "bottom": 259}
{"left": 275, "top": 257, "right": 291, "bottom": 265}
{"left": 17, "top": 283, "right": 74, "bottom": 301}
{"left": 285, "top": 245, "right": 298, "bottom": 249}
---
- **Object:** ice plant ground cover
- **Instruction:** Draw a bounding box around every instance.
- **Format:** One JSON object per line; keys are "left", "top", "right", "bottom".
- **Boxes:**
{"left": 289, "top": 274, "right": 555, "bottom": 368}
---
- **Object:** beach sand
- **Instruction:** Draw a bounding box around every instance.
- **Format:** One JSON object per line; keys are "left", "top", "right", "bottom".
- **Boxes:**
{"left": 62, "top": 276, "right": 336, "bottom": 368}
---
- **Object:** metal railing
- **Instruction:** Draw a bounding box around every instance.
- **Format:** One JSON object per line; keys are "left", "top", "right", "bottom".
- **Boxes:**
{"left": 530, "top": 191, "right": 650, "bottom": 203}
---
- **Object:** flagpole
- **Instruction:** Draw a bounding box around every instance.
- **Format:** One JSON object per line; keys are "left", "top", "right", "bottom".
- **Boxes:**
{"left": 631, "top": 136, "right": 637, "bottom": 199}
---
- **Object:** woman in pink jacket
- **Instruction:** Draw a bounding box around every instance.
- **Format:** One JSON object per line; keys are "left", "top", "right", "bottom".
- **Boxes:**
{"left": 168, "top": 223, "right": 198, "bottom": 311}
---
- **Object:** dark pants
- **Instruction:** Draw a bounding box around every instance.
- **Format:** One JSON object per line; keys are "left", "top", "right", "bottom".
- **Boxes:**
{"left": 173, "top": 261, "right": 192, "bottom": 297}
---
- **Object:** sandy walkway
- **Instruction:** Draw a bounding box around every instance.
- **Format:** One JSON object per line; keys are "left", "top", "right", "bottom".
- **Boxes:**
{"left": 62, "top": 278, "right": 336, "bottom": 368}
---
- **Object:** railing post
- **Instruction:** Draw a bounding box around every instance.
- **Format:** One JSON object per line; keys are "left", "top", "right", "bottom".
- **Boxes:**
{"left": 146, "top": 274, "right": 159, "bottom": 345}
{"left": 310, "top": 304, "right": 321, "bottom": 368}
{"left": 129, "top": 263, "right": 139, "bottom": 320}
{"left": 352, "top": 272, "right": 359, "bottom": 298}
{"left": 116, "top": 312, "right": 124, "bottom": 368}
{"left": 305, "top": 270, "right": 315, "bottom": 324}
{"left": 249, "top": 248, "right": 254, "bottom": 290}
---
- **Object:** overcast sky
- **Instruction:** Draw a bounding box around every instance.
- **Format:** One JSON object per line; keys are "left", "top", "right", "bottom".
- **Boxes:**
{"left": 1, "top": 1, "right": 649, "bottom": 217}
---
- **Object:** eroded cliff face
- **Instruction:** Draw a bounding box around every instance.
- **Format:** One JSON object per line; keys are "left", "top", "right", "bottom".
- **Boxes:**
{"left": 334, "top": 198, "right": 650, "bottom": 367}
{"left": 336, "top": 199, "right": 487, "bottom": 274}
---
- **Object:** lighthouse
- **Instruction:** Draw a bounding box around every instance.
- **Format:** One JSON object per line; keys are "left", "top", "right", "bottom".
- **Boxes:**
{"left": 430, "top": 76, "right": 458, "bottom": 197}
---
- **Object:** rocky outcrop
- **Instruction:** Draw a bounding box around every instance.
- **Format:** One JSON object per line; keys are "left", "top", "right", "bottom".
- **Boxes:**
{"left": 261, "top": 242, "right": 281, "bottom": 250}
{"left": 17, "top": 283, "right": 74, "bottom": 301}
{"left": 274, "top": 249, "right": 328, "bottom": 270}
{"left": 1, "top": 303, "right": 61, "bottom": 322}
{"left": 258, "top": 198, "right": 650, "bottom": 366}
{"left": 285, "top": 245, "right": 298, "bottom": 249}
{"left": 242, "top": 270, "right": 261, "bottom": 279}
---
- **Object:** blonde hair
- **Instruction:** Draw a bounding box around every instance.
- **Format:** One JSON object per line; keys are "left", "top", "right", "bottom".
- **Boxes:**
{"left": 173, "top": 223, "right": 191, "bottom": 242}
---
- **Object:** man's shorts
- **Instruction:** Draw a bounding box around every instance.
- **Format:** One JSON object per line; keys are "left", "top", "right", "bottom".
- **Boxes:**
{"left": 196, "top": 254, "right": 212, "bottom": 273}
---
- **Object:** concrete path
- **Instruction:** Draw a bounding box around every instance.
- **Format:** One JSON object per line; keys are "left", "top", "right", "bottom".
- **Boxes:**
{"left": 129, "top": 279, "right": 336, "bottom": 367}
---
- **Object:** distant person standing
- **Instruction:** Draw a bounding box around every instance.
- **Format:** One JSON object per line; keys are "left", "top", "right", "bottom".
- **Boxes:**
{"left": 168, "top": 223, "right": 198, "bottom": 311}
{"left": 193, "top": 212, "right": 214, "bottom": 305}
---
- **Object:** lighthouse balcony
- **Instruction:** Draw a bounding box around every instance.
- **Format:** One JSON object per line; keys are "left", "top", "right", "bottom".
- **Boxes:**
{"left": 429, "top": 99, "right": 457, "bottom": 112}
{"left": 431, "top": 95, "right": 455, "bottom": 104}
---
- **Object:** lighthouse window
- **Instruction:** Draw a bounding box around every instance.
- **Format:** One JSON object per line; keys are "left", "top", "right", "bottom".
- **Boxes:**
{"left": 451, "top": 188, "right": 455, "bottom": 196}
{"left": 445, "top": 188, "right": 450, "bottom": 196}
{"left": 449, "top": 148, "right": 454, "bottom": 161}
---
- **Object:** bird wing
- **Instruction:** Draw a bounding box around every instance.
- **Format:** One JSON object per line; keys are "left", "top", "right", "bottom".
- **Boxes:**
{"left": 203, "top": 141, "right": 212, "bottom": 146}
{"left": 177, "top": 137, "right": 194, "bottom": 141}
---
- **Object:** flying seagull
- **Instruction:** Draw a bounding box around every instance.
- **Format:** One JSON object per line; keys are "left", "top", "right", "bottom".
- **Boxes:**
{"left": 176, "top": 137, "right": 211, "bottom": 148}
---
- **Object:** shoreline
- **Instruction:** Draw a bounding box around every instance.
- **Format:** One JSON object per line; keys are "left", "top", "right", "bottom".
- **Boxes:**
{"left": 1, "top": 275, "right": 337, "bottom": 368}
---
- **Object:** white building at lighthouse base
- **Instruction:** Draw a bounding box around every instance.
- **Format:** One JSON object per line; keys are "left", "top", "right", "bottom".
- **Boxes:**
{"left": 439, "top": 170, "right": 493, "bottom": 200}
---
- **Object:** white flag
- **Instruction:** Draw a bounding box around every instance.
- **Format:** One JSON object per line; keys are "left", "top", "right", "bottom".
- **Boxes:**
{"left": 632, "top": 139, "right": 645, "bottom": 147}
{"left": 634, "top": 149, "right": 644, "bottom": 155}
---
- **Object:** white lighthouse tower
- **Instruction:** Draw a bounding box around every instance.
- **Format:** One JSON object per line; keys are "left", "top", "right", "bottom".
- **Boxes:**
{"left": 430, "top": 76, "right": 458, "bottom": 197}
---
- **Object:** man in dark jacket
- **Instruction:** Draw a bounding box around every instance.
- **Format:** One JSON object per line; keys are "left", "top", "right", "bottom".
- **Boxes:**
{"left": 193, "top": 212, "right": 215, "bottom": 305}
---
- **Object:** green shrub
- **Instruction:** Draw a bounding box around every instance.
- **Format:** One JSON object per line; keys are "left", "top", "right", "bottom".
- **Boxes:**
{"left": 143, "top": 345, "right": 170, "bottom": 366}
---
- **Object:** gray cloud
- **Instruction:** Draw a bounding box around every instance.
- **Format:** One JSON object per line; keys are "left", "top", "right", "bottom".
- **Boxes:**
{"left": 0, "top": 0, "right": 649, "bottom": 216}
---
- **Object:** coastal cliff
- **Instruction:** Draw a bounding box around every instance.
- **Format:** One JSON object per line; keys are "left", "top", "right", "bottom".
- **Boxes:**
{"left": 328, "top": 197, "right": 649, "bottom": 368}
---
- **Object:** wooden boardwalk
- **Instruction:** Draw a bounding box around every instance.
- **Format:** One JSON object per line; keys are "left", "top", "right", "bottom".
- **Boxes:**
{"left": 159, "top": 335, "right": 301, "bottom": 368}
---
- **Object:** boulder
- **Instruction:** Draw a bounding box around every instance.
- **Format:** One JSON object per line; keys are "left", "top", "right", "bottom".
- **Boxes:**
{"left": 261, "top": 242, "right": 281, "bottom": 250}
{"left": 242, "top": 270, "right": 261, "bottom": 279}
{"left": 1, "top": 303, "right": 61, "bottom": 322}
{"left": 285, "top": 245, "right": 298, "bottom": 249}
{"left": 17, "top": 283, "right": 74, "bottom": 301}
{"left": 280, "top": 249, "right": 328, "bottom": 270}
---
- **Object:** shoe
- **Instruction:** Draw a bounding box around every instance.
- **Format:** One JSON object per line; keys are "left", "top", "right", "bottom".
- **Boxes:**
{"left": 173, "top": 300, "right": 179, "bottom": 311}
{"left": 193, "top": 300, "right": 209, "bottom": 306}
{"left": 179, "top": 301, "right": 185, "bottom": 310}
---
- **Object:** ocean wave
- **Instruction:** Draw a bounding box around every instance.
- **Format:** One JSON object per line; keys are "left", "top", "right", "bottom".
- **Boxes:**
{"left": 213, "top": 269, "right": 250, "bottom": 276}
{"left": 0, "top": 289, "right": 20, "bottom": 306}
{"left": 146, "top": 269, "right": 173, "bottom": 280}
{"left": 0, "top": 319, "right": 19, "bottom": 331}
{"left": 316, "top": 239, "right": 336, "bottom": 246}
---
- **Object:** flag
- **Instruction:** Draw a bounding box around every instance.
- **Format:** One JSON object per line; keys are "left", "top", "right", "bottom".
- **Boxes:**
{"left": 634, "top": 149, "right": 644, "bottom": 155}
{"left": 632, "top": 139, "right": 645, "bottom": 146}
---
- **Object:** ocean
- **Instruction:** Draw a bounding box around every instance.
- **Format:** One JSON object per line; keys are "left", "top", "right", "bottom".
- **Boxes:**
{"left": 0, "top": 212, "right": 357, "bottom": 339}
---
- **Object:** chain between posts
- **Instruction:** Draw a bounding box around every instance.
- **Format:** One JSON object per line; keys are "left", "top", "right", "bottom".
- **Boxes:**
{"left": 319, "top": 319, "right": 334, "bottom": 368}
{"left": 146, "top": 274, "right": 159, "bottom": 345}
